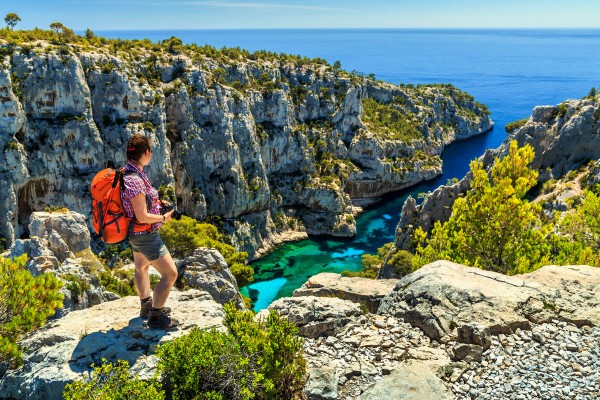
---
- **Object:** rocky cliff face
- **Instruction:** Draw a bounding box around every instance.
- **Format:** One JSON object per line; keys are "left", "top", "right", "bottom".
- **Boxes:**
{"left": 389, "top": 97, "right": 600, "bottom": 266}
{"left": 0, "top": 40, "right": 491, "bottom": 259}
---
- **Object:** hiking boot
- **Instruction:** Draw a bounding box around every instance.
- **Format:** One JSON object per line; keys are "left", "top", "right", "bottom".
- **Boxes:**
{"left": 140, "top": 298, "right": 170, "bottom": 319}
{"left": 147, "top": 307, "right": 179, "bottom": 330}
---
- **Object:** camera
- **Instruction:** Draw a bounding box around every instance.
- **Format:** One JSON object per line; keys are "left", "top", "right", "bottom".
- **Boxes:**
{"left": 161, "top": 204, "right": 183, "bottom": 221}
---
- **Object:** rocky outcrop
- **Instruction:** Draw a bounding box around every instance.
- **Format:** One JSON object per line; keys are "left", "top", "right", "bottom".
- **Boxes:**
{"left": 259, "top": 296, "right": 364, "bottom": 338}
{"left": 0, "top": 42, "right": 491, "bottom": 259}
{"left": 293, "top": 272, "right": 398, "bottom": 312}
{"left": 0, "top": 290, "right": 225, "bottom": 400}
{"left": 284, "top": 260, "right": 600, "bottom": 399}
{"left": 176, "top": 247, "right": 245, "bottom": 308}
{"left": 359, "top": 363, "right": 454, "bottom": 400}
{"left": 393, "top": 97, "right": 600, "bottom": 253}
{"left": 378, "top": 261, "right": 600, "bottom": 342}
{"left": 7, "top": 211, "right": 244, "bottom": 317}
{"left": 27, "top": 211, "right": 90, "bottom": 262}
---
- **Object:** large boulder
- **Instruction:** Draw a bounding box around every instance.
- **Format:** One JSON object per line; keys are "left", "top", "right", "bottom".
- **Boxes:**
{"left": 378, "top": 261, "right": 600, "bottom": 341}
{"left": 0, "top": 289, "right": 225, "bottom": 400}
{"left": 359, "top": 363, "right": 454, "bottom": 400}
{"left": 28, "top": 211, "right": 90, "bottom": 262}
{"left": 259, "top": 296, "right": 364, "bottom": 338}
{"left": 176, "top": 247, "right": 245, "bottom": 308}
{"left": 293, "top": 272, "right": 398, "bottom": 313}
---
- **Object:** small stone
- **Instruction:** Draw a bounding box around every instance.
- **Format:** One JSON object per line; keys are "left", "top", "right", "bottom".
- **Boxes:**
{"left": 566, "top": 344, "right": 579, "bottom": 352}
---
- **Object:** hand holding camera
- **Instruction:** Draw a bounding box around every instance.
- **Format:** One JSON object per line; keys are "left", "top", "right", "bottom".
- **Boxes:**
{"left": 161, "top": 204, "right": 183, "bottom": 221}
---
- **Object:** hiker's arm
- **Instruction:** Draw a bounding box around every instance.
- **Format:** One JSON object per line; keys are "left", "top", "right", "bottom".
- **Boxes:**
{"left": 130, "top": 193, "right": 174, "bottom": 223}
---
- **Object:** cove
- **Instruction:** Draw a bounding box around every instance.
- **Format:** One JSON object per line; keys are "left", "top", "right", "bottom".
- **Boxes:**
{"left": 241, "top": 127, "right": 503, "bottom": 311}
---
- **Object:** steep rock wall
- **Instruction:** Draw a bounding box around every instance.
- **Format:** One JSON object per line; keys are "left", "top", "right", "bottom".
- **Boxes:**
{"left": 0, "top": 42, "right": 492, "bottom": 259}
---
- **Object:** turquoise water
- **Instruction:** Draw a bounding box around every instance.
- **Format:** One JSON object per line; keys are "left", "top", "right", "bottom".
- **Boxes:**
{"left": 97, "top": 29, "right": 600, "bottom": 309}
{"left": 240, "top": 131, "right": 495, "bottom": 308}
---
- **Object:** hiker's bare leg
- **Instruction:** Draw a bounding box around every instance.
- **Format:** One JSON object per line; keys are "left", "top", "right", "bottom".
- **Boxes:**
{"left": 149, "top": 252, "right": 177, "bottom": 308}
{"left": 133, "top": 251, "right": 151, "bottom": 299}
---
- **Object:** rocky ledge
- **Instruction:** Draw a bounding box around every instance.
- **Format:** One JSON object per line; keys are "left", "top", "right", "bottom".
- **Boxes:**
{"left": 0, "top": 289, "right": 226, "bottom": 400}
{"left": 264, "top": 261, "right": 600, "bottom": 399}
{"left": 1, "top": 255, "right": 597, "bottom": 399}
{"left": 293, "top": 272, "right": 399, "bottom": 313}
{"left": 378, "top": 261, "right": 600, "bottom": 341}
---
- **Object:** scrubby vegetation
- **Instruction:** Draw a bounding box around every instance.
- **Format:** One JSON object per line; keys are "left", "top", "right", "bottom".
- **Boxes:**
{"left": 0, "top": 25, "right": 330, "bottom": 69}
{"left": 0, "top": 255, "right": 63, "bottom": 367}
{"left": 63, "top": 303, "right": 307, "bottom": 400}
{"left": 160, "top": 216, "right": 253, "bottom": 286}
{"left": 505, "top": 117, "right": 528, "bottom": 133}
{"left": 342, "top": 242, "right": 413, "bottom": 278}
{"left": 361, "top": 98, "right": 422, "bottom": 141}
{"left": 63, "top": 359, "right": 165, "bottom": 400}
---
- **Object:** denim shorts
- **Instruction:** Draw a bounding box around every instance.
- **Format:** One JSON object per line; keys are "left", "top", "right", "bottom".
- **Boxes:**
{"left": 129, "top": 231, "right": 169, "bottom": 261}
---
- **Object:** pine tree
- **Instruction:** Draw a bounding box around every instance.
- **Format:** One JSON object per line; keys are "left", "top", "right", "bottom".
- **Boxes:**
{"left": 4, "top": 13, "right": 21, "bottom": 30}
{"left": 414, "top": 141, "right": 551, "bottom": 275}
{"left": 552, "top": 189, "right": 600, "bottom": 266}
{"left": 0, "top": 255, "right": 63, "bottom": 367}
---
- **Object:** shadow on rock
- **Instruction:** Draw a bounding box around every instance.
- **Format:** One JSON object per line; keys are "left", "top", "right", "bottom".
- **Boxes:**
{"left": 69, "top": 316, "right": 171, "bottom": 374}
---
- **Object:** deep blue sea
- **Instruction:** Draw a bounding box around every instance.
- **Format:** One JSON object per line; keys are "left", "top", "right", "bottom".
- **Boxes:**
{"left": 98, "top": 29, "right": 600, "bottom": 309}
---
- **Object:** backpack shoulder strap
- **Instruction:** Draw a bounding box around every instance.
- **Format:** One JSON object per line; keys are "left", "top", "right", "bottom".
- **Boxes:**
{"left": 120, "top": 169, "right": 140, "bottom": 189}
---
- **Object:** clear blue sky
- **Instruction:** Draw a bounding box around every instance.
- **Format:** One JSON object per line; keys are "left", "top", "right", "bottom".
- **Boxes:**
{"left": 3, "top": 0, "right": 600, "bottom": 30}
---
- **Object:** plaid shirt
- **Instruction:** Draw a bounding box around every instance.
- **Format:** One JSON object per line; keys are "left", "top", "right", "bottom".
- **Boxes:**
{"left": 121, "top": 160, "right": 162, "bottom": 234}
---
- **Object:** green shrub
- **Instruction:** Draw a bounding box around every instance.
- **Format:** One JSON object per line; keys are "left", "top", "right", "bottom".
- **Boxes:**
{"left": 386, "top": 249, "right": 414, "bottom": 276}
{"left": 555, "top": 190, "right": 600, "bottom": 260}
{"left": 587, "top": 87, "right": 597, "bottom": 99}
{"left": 160, "top": 216, "right": 253, "bottom": 285}
{"left": 156, "top": 302, "right": 307, "bottom": 400}
{"left": 63, "top": 359, "right": 165, "bottom": 400}
{"left": 555, "top": 102, "right": 569, "bottom": 118}
{"left": 343, "top": 242, "right": 399, "bottom": 279}
{"left": 100, "top": 60, "right": 117, "bottom": 74}
{"left": 44, "top": 205, "right": 69, "bottom": 213}
{"left": 62, "top": 273, "right": 90, "bottom": 304}
{"left": 361, "top": 98, "right": 422, "bottom": 141}
{"left": 229, "top": 263, "right": 254, "bottom": 287}
{"left": 4, "top": 140, "right": 19, "bottom": 151}
{"left": 0, "top": 255, "right": 63, "bottom": 367}
{"left": 504, "top": 118, "right": 528, "bottom": 133}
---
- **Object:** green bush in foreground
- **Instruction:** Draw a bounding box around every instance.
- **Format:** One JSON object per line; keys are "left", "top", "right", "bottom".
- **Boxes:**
{"left": 157, "top": 302, "right": 307, "bottom": 400}
{"left": 63, "top": 359, "right": 164, "bottom": 400}
{"left": 0, "top": 255, "right": 63, "bottom": 367}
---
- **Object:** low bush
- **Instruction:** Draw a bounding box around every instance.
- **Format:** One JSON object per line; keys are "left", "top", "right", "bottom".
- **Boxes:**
{"left": 504, "top": 117, "right": 528, "bottom": 133}
{"left": 0, "top": 255, "right": 63, "bottom": 367}
{"left": 157, "top": 302, "right": 307, "bottom": 399}
{"left": 63, "top": 359, "right": 164, "bottom": 400}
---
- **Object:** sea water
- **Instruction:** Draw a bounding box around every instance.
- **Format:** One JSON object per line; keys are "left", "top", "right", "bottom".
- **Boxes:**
{"left": 98, "top": 29, "right": 600, "bottom": 309}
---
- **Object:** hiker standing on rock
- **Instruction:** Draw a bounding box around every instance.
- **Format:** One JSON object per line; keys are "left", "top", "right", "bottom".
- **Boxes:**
{"left": 121, "top": 134, "right": 179, "bottom": 330}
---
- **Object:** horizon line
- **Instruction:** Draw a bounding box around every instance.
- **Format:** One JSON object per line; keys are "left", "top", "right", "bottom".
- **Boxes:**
{"left": 86, "top": 26, "right": 600, "bottom": 31}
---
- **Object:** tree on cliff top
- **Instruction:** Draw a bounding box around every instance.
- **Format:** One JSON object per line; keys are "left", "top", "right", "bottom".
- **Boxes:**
{"left": 0, "top": 255, "right": 63, "bottom": 367}
{"left": 4, "top": 13, "right": 21, "bottom": 30}
{"left": 414, "top": 140, "right": 552, "bottom": 275}
{"left": 50, "top": 22, "right": 75, "bottom": 45}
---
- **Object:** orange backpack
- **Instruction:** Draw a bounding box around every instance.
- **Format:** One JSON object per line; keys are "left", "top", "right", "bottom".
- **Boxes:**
{"left": 90, "top": 165, "right": 150, "bottom": 243}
